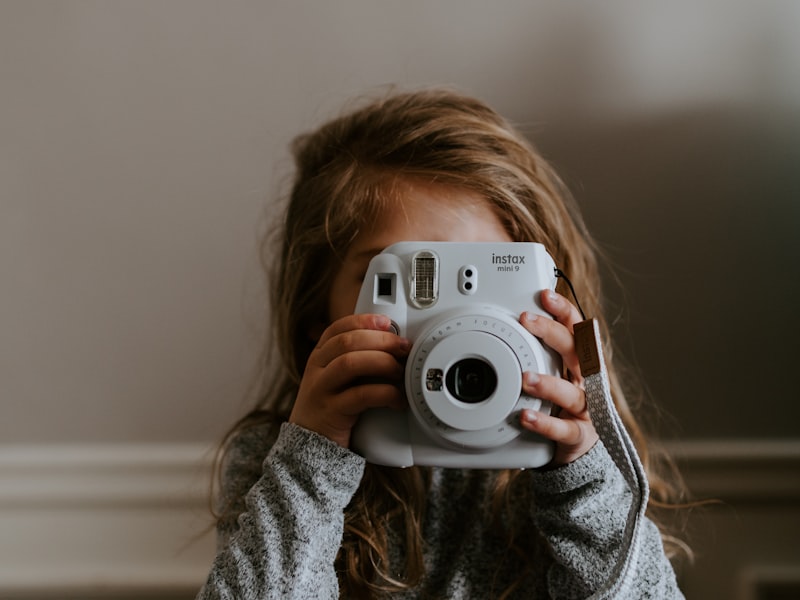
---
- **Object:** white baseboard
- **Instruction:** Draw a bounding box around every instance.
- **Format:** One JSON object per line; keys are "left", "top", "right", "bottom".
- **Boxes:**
{"left": 0, "top": 439, "right": 797, "bottom": 598}
{"left": 0, "top": 443, "right": 218, "bottom": 599}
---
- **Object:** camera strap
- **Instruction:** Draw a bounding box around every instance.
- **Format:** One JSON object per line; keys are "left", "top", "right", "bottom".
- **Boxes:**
{"left": 574, "top": 319, "right": 650, "bottom": 600}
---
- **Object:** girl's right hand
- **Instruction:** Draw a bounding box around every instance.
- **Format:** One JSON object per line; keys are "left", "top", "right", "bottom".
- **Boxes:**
{"left": 289, "top": 314, "right": 411, "bottom": 448}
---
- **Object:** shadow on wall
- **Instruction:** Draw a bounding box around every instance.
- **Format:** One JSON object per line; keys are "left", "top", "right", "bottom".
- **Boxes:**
{"left": 533, "top": 108, "right": 800, "bottom": 440}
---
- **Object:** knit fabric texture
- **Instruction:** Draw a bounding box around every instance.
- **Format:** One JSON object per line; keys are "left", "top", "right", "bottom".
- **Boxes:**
{"left": 197, "top": 422, "right": 683, "bottom": 599}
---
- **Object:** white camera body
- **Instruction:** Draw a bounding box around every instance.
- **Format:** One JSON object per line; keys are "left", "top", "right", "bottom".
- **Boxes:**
{"left": 352, "top": 241, "right": 561, "bottom": 469}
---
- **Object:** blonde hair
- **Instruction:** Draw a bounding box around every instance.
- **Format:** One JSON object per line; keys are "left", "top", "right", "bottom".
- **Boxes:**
{"left": 218, "top": 87, "right": 688, "bottom": 597}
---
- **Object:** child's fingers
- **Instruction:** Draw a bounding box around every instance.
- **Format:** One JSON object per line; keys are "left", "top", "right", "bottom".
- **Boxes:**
{"left": 520, "top": 311, "right": 581, "bottom": 381}
{"left": 517, "top": 293, "right": 599, "bottom": 464}
{"left": 294, "top": 381, "right": 406, "bottom": 447}
{"left": 324, "top": 349, "right": 405, "bottom": 391}
{"left": 520, "top": 409, "right": 584, "bottom": 446}
{"left": 540, "top": 289, "right": 583, "bottom": 329}
{"left": 310, "top": 317, "right": 411, "bottom": 368}
{"left": 337, "top": 383, "right": 407, "bottom": 416}
{"left": 291, "top": 344, "right": 407, "bottom": 446}
{"left": 522, "top": 372, "right": 588, "bottom": 417}
{"left": 520, "top": 370, "right": 598, "bottom": 464}
{"left": 315, "top": 313, "right": 395, "bottom": 347}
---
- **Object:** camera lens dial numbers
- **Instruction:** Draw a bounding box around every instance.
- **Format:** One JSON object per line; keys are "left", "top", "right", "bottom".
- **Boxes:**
{"left": 407, "top": 311, "right": 552, "bottom": 451}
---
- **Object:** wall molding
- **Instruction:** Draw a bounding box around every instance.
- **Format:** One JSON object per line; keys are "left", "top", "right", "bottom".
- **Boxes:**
{"left": 0, "top": 443, "right": 218, "bottom": 599}
{"left": 662, "top": 438, "right": 800, "bottom": 503}
{"left": 0, "top": 438, "right": 797, "bottom": 598}
{"left": 0, "top": 443, "right": 215, "bottom": 508}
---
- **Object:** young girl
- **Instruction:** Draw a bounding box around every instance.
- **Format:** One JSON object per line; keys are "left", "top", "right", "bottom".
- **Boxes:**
{"left": 197, "top": 88, "right": 687, "bottom": 599}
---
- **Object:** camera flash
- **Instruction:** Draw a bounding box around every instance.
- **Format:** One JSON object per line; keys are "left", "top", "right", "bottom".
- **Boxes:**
{"left": 411, "top": 251, "right": 438, "bottom": 308}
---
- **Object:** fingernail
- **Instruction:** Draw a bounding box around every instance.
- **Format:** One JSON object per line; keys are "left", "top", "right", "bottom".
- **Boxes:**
{"left": 522, "top": 409, "right": 538, "bottom": 424}
{"left": 522, "top": 311, "right": 538, "bottom": 324}
{"left": 546, "top": 289, "right": 560, "bottom": 304}
{"left": 524, "top": 372, "right": 540, "bottom": 386}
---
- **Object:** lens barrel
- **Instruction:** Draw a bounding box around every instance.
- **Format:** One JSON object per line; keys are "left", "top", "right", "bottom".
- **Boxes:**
{"left": 445, "top": 358, "right": 497, "bottom": 403}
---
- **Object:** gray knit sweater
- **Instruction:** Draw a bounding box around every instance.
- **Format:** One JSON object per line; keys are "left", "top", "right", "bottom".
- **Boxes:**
{"left": 197, "top": 422, "right": 683, "bottom": 599}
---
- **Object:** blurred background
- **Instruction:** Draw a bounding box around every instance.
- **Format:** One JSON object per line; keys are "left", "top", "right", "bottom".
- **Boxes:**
{"left": 1, "top": 1, "right": 798, "bottom": 598}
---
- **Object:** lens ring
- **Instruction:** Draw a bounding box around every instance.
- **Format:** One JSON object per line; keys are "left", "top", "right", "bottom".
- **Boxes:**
{"left": 412, "top": 328, "right": 521, "bottom": 432}
{"left": 406, "top": 310, "right": 557, "bottom": 442}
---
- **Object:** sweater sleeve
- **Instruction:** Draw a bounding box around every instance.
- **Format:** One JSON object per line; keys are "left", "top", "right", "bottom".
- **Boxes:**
{"left": 196, "top": 422, "right": 366, "bottom": 600}
{"left": 530, "top": 441, "right": 684, "bottom": 599}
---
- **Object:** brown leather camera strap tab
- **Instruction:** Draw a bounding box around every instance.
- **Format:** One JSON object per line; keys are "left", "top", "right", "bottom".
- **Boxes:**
{"left": 574, "top": 319, "right": 602, "bottom": 376}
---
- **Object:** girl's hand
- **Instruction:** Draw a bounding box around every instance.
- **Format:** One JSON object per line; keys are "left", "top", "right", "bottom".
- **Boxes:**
{"left": 519, "top": 290, "right": 599, "bottom": 467}
{"left": 289, "top": 314, "right": 411, "bottom": 448}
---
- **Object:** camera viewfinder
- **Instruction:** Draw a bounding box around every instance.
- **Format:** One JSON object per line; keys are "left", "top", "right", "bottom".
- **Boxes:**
{"left": 377, "top": 275, "right": 393, "bottom": 297}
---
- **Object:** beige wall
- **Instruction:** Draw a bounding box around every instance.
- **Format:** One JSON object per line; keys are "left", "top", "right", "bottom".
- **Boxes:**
{"left": 1, "top": 1, "right": 798, "bottom": 597}
{"left": 2, "top": 1, "right": 798, "bottom": 444}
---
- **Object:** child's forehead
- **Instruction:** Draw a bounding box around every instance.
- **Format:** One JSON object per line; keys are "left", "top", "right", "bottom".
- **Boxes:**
{"left": 375, "top": 181, "right": 492, "bottom": 224}
{"left": 344, "top": 185, "right": 511, "bottom": 264}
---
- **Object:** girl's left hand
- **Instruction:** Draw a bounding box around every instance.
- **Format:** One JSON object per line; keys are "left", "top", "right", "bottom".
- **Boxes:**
{"left": 518, "top": 289, "right": 599, "bottom": 467}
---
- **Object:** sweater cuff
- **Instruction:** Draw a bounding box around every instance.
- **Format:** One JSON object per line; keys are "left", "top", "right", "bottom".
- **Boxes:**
{"left": 267, "top": 422, "right": 367, "bottom": 499}
{"left": 530, "top": 440, "right": 618, "bottom": 496}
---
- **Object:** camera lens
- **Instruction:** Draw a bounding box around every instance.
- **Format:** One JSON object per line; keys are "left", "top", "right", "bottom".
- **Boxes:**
{"left": 445, "top": 358, "right": 497, "bottom": 404}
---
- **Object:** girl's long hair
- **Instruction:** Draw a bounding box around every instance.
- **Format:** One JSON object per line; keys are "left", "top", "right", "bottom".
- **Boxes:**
{"left": 215, "top": 87, "right": 689, "bottom": 597}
